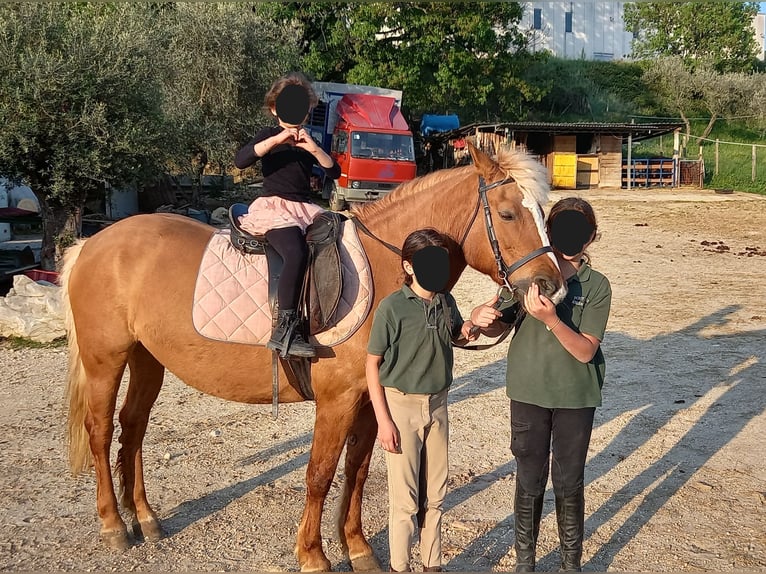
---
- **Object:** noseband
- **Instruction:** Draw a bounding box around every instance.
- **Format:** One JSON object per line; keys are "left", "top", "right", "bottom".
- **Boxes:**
{"left": 459, "top": 176, "right": 553, "bottom": 293}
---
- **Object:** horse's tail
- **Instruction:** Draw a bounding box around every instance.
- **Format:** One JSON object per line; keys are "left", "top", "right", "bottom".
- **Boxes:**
{"left": 60, "top": 240, "right": 92, "bottom": 475}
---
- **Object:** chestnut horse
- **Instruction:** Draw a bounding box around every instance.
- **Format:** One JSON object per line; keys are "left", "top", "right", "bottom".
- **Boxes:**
{"left": 62, "top": 144, "right": 565, "bottom": 571}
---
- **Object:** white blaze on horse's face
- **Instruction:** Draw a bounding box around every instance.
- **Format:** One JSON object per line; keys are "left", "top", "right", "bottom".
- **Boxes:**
{"left": 520, "top": 185, "right": 567, "bottom": 305}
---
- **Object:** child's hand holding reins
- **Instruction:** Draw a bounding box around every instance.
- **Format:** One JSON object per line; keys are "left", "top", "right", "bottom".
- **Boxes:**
{"left": 469, "top": 294, "right": 503, "bottom": 329}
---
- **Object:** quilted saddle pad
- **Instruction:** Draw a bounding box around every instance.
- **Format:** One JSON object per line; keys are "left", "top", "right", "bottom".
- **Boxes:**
{"left": 192, "top": 222, "right": 373, "bottom": 348}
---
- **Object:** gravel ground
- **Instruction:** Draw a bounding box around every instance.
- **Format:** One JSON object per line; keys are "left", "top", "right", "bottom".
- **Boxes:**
{"left": 0, "top": 187, "right": 764, "bottom": 572}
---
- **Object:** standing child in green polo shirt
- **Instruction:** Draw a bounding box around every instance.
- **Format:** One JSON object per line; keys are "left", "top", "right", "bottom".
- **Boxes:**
{"left": 471, "top": 197, "right": 612, "bottom": 573}
{"left": 366, "top": 228, "right": 478, "bottom": 573}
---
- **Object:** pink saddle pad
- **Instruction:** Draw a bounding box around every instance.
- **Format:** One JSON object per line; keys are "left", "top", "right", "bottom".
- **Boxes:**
{"left": 192, "top": 222, "right": 373, "bottom": 348}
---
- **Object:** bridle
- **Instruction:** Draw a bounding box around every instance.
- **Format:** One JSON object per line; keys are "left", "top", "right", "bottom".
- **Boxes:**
{"left": 353, "top": 174, "right": 553, "bottom": 295}
{"left": 459, "top": 175, "right": 553, "bottom": 295}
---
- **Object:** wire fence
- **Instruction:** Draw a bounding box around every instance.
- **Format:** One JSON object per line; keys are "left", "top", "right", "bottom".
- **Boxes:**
{"left": 691, "top": 136, "right": 766, "bottom": 190}
{"left": 635, "top": 132, "right": 766, "bottom": 192}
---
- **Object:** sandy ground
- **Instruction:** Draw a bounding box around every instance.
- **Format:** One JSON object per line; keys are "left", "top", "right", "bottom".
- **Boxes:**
{"left": 1, "top": 187, "right": 765, "bottom": 572}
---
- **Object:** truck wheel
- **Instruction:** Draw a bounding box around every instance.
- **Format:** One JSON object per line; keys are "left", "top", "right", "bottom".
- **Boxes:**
{"left": 329, "top": 191, "right": 346, "bottom": 212}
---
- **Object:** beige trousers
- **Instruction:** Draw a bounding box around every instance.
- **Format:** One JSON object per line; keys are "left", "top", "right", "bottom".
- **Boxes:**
{"left": 384, "top": 386, "right": 449, "bottom": 571}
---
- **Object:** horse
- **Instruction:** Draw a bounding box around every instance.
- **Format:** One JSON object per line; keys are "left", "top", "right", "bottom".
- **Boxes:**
{"left": 61, "top": 143, "right": 566, "bottom": 572}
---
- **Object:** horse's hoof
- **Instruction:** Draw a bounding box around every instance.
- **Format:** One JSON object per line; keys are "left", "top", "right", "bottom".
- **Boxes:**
{"left": 299, "top": 557, "right": 333, "bottom": 572}
{"left": 132, "top": 519, "right": 166, "bottom": 542}
{"left": 350, "top": 553, "right": 382, "bottom": 572}
{"left": 100, "top": 528, "right": 131, "bottom": 551}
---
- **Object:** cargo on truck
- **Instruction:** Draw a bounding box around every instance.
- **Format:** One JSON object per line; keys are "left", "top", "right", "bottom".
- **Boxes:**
{"left": 307, "top": 82, "right": 416, "bottom": 211}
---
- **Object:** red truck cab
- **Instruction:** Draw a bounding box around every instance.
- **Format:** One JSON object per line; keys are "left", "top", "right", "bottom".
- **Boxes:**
{"left": 309, "top": 83, "right": 417, "bottom": 211}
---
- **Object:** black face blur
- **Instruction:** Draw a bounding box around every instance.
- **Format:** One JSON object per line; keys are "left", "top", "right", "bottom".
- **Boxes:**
{"left": 411, "top": 246, "right": 450, "bottom": 292}
{"left": 276, "top": 84, "right": 310, "bottom": 126}
{"left": 549, "top": 211, "right": 594, "bottom": 256}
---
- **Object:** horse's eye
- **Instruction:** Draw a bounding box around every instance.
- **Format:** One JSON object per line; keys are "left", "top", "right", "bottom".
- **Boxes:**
{"left": 499, "top": 211, "right": 516, "bottom": 221}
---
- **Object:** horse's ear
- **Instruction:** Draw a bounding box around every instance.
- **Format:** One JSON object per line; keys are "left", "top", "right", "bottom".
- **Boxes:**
{"left": 468, "top": 141, "right": 497, "bottom": 179}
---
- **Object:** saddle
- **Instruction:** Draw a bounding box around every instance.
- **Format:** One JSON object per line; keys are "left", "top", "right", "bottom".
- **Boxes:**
{"left": 228, "top": 203, "right": 346, "bottom": 334}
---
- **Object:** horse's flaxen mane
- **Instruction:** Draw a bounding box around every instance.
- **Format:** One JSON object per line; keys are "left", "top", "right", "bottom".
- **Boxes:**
{"left": 351, "top": 146, "right": 549, "bottom": 220}
{"left": 495, "top": 146, "right": 550, "bottom": 206}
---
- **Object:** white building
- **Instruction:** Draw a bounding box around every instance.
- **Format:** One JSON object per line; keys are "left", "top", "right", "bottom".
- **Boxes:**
{"left": 520, "top": 2, "right": 633, "bottom": 61}
{"left": 754, "top": 12, "right": 766, "bottom": 61}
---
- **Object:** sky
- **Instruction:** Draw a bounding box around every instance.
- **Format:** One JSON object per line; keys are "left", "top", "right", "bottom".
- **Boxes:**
{"left": 761, "top": 2, "right": 766, "bottom": 14}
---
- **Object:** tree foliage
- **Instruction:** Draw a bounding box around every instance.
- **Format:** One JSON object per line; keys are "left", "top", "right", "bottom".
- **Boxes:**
{"left": 262, "top": 2, "right": 546, "bottom": 122}
{"left": 0, "top": 3, "right": 300, "bottom": 269}
{"left": 157, "top": 4, "right": 300, "bottom": 172}
{"left": 642, "top": 56, "right": 759, "bottom": 148}
{"left": 624, "top": 2, "right": 760, "bottom": 73}
{"left": 523, "top": 59, "right": 659, "bottom": 122}
{"left": 0, "top": 4, "right": 167, "bottom": 268}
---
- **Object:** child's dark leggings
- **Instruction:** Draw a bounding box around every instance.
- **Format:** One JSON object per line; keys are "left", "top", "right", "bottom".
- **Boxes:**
{"left": 510, "top": 400, "right": 595, "bottom": 498}
{"left": 265, "top": 225, "right": 309, "bottom": 311}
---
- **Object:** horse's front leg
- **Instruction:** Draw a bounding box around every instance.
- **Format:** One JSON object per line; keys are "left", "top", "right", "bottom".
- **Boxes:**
{"left": 336, "top": 400, "right": 381, "bottom": 571}
{"left": 296, "top": 392, "right": 362, "bottom": 572}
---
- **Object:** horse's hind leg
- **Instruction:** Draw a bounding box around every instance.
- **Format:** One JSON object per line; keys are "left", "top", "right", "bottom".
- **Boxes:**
{"left": 336, "top": 400, "right": 381, "bottom": 571}
{"left": 117, "top": 343, "right": 166, "bottom": 542}
{"left": 81, "top": 350, "right": 131, "bottom": 549}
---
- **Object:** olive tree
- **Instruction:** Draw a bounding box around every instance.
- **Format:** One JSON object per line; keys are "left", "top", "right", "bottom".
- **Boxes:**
{"left": 0, "top": 4, "right": 167, "bottom": 269}
{"left": 0, "top": 3, "right": 301, "bottom": 269}
{"left": 157, "top": 4, "right": 301, "bottom": 203}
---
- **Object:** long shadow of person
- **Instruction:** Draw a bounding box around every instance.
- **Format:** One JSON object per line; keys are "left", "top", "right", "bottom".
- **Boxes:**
{"left": 441, "top": 305, "right": 765, "bottom": 571}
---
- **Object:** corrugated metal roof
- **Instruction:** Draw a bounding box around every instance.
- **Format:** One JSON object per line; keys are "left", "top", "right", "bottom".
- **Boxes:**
{"left": 429, "top": 121, "right": 685, "bottom": 142}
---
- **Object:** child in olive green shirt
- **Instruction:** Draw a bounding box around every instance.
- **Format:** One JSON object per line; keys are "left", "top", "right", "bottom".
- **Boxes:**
{"left": 471, "top": 197, "right": 612, "bottom": 572}
{"left": 366, "top": 229, "right": 476, "bottom": 572}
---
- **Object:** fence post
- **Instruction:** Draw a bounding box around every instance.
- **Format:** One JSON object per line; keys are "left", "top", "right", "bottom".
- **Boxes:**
{"left": 753, "top": 145, "right": 757, "bottom": 183}
{"left": 627, "top": 132, "right": 632, "bottom": 190}
{"left": 715, "top": 139, "right": 719, "bottom": 176}
{"left": 672, "top": 129, "right": 680, "bottom": 187}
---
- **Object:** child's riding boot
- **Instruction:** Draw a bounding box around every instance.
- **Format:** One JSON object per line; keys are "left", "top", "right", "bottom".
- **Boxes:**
{"left": 267, "top": 309, "right": 316, "bottom": 358}
{"left": 555, "top": 488, "right": 585, "bottom": 572}
{"left": 514, "top": 484, "right": 544, "bottom": 572}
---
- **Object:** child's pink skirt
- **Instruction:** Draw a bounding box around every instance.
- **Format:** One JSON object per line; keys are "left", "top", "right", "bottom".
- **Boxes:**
{"left": 238, "top": 196, "right": 324, "bottom": 235}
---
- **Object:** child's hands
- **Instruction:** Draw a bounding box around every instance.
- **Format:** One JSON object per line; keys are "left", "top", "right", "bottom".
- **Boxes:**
{"left": 377, "top": 418, "right": 400, "bottom": 453}
{"left": 294, "top": 128, "right": 320, "bottom": 154}
{"left": 274, "top": 127, "right": 298, "bottom": 145}
{"left": 461, "top": 320, "right": 478, "bottom": 342}
{"left": 523, "top": 283, "right": 558, "bottom": 327}
{"left": 469, "top": 294, "right": 503, "bottom": 328}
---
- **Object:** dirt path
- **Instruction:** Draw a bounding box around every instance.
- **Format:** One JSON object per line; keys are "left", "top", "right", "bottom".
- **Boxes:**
{"left": 1, "top": 187, "right": 764, "bottom": 571}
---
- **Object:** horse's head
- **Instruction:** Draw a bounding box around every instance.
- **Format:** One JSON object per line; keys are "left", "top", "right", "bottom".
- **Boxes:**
{"left": 461, "top": 143, "right": 566, "bottom": 304}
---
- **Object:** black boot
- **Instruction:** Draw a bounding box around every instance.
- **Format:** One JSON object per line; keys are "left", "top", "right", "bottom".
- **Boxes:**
{"left": 267, "top": 309, "right": 316, "bottom": 358}
{"left": 555, "top": 489, "right": 585, "bottom": 572}
{"left": 514, "top": 485, "right": 544, "bottom": 572}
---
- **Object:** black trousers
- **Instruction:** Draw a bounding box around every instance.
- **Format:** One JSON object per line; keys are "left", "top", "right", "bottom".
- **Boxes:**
{"left": 510, "top": 400, "right": 595, "bottom": 498}
{"left": 265, "top": 226, "right": 309, "bottom": 311}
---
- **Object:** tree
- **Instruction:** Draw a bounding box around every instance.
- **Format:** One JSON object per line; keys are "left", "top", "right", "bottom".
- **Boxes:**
{"left": 694, "top": 67, "right": 756, "bottom": 140}
{"left": 624, "top": 2, "right": 760, "bottom": 73}
{"left": 0, "top": 4, "right": 167, "bottom": 269}
{"left": 0, "top": 4, "right": 302, "bottom": 269}
{"left": 749, "top": 74, "right": 766, "bottom": 137}
{"left": 264, "top": 2, "right": 544, "bottom": 122}
{"left": 642, "top": 57, "right": 699, "bottom": 147}
{"left": 156, "top": 4, "right": 301, "bottom": 204}
{"left": 643, "top": 57, "right": 758, "bottom": 150}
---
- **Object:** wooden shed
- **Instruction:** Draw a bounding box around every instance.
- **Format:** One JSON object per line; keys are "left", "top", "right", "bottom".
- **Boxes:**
{"left": 425, "top": 121, "right": 684, "bottom": 189}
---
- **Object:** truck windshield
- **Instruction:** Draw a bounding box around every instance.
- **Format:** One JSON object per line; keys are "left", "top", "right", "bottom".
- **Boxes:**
{"left": 350, "top": 132, "right": 415, "bottom": 161}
